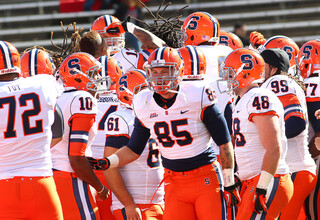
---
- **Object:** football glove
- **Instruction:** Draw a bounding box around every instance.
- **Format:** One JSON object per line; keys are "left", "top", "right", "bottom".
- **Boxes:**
{"left": 86, "top": 157, "right": 102, "bottom": 170}
{"left": 97, "top": 157, "right": 111, "bottom": 170}
{"left": 224, "top": 184, "right": 241, "bottom": 207}
{"left": 105, "top": 16, "right": 131, "bottom": 36}
{"left": 253, "top": 187, "right": 268, "bottom": 214}
{"left": 250, "top": 31, "right": 266, "bottom": 49}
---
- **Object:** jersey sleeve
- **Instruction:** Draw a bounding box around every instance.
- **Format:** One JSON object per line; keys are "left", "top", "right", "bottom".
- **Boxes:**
{"left": 113, "top": 48, "right": 138, "bottom": 72}
{"left": 247, "top": 92, "right": 279, "bottom": 122}
{"left": 201, "top": 84, "right": 217, "bottom": 110}
{"left": 69, "top": 93, "right": 97, "bottom": 118}
{"left": 39, "top": 74, "right": 58, "bottom": 108}
{"left": 104, "top": 112, "right": 130, "bottom": 138}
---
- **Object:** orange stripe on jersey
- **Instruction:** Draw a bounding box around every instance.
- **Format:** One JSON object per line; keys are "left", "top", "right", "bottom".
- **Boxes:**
{"left": 68, "top": 114, "right": 96, "bottom": 156}
{"left": 278, "top": 94, "right": 305, "bottom": 121}
{"left": 248, "top": 111, "right": 278, "bottom": 122}
{"left": 306, "top": 97, "right": 320, "bottom": 102}
{"left": 201, "top": 105, "right": 211, "bottom": 120}
{"left": 106, "top": 134, "right": 130, "bottom": 139}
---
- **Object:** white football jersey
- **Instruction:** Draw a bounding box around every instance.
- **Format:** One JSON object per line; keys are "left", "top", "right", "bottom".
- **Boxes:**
{"left": 105, "top": 106, "right": 164, "bottom": 210}
{"left": 51, "top": 90, "right": 98, "bottom": 172}
{"left": 261, "top": 75, "right": 316, "bottom": 174}
{"left": 197, "top": 44, "right": 233, "bottom": 82}
{"left": 0, "top": 74, "right": 57, "bottom": 178}
{"left": 133, "top": 82, "right": 216, "bottom": 160}
{"left": 233, "top": 87, "right": 289, "bottom": 181}
{"left": 113, "top": 48, "right": 139, "bottom": 73}
{"left": 91, "top": 93, "right": 120, "bottom": 158}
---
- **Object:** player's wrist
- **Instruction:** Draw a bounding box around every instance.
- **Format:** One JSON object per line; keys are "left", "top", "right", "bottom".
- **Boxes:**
{"left": 96, "top": 185, "right": 105, "bottom": 194}
{"left": 257, "top": 170, "right": 273, "bottom": 189}
{"left": 223, "top": 168, "right": 235, "bottom": 187}
{"left": 108, "top": 154, "right": 119, "bottom": 168}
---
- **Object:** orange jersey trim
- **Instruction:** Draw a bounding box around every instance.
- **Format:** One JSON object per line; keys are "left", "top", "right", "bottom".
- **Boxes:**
{"left": 201, "top": 105, "right": 211, "bottom": 120}
{"left": 106, "top": 134, "right": 130, "bottom": 139}
{"left": 68, "top": 114, "right": 96, "bottom": 156}
{"left": 306, "top": 97, "right": 320, "bottom": 102}
{"left": 248, "top": 111, "right": 278, "bottom": 122}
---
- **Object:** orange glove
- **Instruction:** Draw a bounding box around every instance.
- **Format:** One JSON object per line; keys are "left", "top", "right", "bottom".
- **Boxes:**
{"left": 250, "top": 31, "right": 266, "bottom": 49}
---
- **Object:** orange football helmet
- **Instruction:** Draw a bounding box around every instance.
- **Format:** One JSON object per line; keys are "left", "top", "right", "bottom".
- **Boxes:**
{"left": 298, "top": 40, "right": 320, "bottom": 78}
{"left": 97, "top": 55, "right": 123, "bottom": 92}
{"left": 178, "top": 45, "right": 206, "bottom": 80}
{"left": 144, "top": 47, "right": 184, "bottom": 94}
{"left": 219, "top": 31, "right": 243, "bottom": 50}
{"left": 0, "top": 41, "right": 21, "bottom": 76}
{"left": 221, "top": 48, "right": 265, "bottom": 91}
{"left": 262, "top": 35, "right": 299, "bottom": 68}
{"left": 116, "top": 69, "right": 147, "bottom": 108}
{"left": 21, "top": 49, "right": 56, "bottom": 77}
{"left": 181, "top": 12, "right": 220, "bottom": 46}
{"left": 91, "top": 15, "right": 125, "bottom": 53}
{"left": 58, "top": 52, "right": 109, "bottom": 92}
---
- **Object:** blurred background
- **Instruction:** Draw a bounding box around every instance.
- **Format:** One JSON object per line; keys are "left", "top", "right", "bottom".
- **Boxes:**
{"left": 1, "top": 0, "right": 319, "bottom": 53}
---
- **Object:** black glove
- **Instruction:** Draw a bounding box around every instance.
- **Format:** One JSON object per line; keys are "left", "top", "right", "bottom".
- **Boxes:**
{"left": 97, "top": 157, "right": 110, "bottom": 170}
{"left": 105, "top": 16, "right": 131, "bottom": 36}
{"left": 86, "top": 157, "right": 103, "bottom": 170}
{"left": 253, "top": 187, "right": 268, "bottom": 214}
{"left": 224, "top": 184, "right": 241, "bottom": 206}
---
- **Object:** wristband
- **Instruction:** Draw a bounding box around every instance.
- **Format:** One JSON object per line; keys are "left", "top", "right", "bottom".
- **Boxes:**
{"left": 108, "top": 154, "right": 119, "bottom": 168}
{"left": 223, "top": 168, "right": 234, "bottom": 187}
{"left": 126, "top": 22, "right": 135, "bottom": 34}
{"left": 257, "top": 171, "right": 273, "bottom": 189}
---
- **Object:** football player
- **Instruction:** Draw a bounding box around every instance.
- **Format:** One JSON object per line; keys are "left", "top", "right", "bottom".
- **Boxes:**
{"left": 298, "top": 40, "right": 320, "bottom": 220}
{"left": 80, "top": 30, "right": 110, "bottom": 58}
{"left": 91, "top": 15, "right": 165, "bottom": 72}
{"left": 51, "top": 52, "right": 110, "bottom": 219}
{"left": 96, "top": 47, "right": 239, "bottom": 219}
{"left": 219, "top": 31, "right": 244, "bottom": 50}
{"left": 260, "top": 48, "right": 317, "bottom": 219}
{"left": 103, "top": 69, "right": 165, "bottom": 220}
{"left": 221, "top": 48, "right": 293, "bottom": 219}
{"left": 0, "top": 41, "right": 63, "bottom": 219}
{"left": 180, "top": 12, "right": 233, "bottom": 81}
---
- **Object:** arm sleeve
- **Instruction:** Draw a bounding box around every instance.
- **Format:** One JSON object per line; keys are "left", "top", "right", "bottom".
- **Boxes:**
{"left": 285, "top": 116, "right": 306, "bottom": 139}
{"left": 105, "top": 135, "right": 130, "bottom": 149}
{"left": 202, "top": 104, "right": 231, "bottom": 146}
{"left": 51, "top": 104, "right": 64, "bottom": 139}
{"left": 224, "top": 102, "right": 233, "bottom": 135}
{"left": 126, "top": 117, "right": 151, "bottom": 155}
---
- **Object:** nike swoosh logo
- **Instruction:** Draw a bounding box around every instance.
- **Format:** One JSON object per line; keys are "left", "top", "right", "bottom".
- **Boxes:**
{"left": 141, "top": 208, "right": 149, "bottom": 212}
{"left": 180, "top": 110, "right": 189, "bottom": 114}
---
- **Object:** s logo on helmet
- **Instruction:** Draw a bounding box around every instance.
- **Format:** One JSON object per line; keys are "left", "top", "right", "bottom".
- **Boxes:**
{"left": 67, "top": 58, "right": 81, "bottom": 75}
{"left": 240, "top": 54, "right": 253, "bottom": 70}
{"left": 187, "top": 16, "right": 200, "bottom": 30}
{"left": 119, "top": 75, "right": 128, "bottom": 89}
{"left": 302, "top": 45, "right": 313, "bottom": 60}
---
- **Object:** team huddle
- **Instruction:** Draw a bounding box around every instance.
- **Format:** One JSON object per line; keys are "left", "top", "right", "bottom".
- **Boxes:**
{"left": 0, "top": 9, "right": 319, "bottom": 220}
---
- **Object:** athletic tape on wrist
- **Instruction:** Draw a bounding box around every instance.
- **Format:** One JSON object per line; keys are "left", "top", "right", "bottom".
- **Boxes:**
{"left": 126, "top": 22, "right": 135, "bottom": 33}
{"left": 108, "top": 154, "right": 119, "bottom": 168}
{"left": 223, "top": 168, "right": 234, "bottom": 187}
{"left": 257, "top": 170, "right": 273, "bottom": 189}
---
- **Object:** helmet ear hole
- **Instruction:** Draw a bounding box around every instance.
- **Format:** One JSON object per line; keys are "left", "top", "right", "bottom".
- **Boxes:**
{"left": 305, "top": 64, "right": 309, "bottom": 69}
{"left": 124, "top": 96, "right": 129, "bottom": 101}
{"left": 190, "top": 36, "right": 194, "bottom": 41}
{"left": 75, "top": 78, "right": 82, "bottom": 83}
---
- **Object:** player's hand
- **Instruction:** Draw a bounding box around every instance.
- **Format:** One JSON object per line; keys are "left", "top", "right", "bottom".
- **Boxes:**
{"left": 250, "top": 31, "right": 266, "bottom": 49}
{"left": 125, "top": 204, "right": 142, "bottom": 220}
{"left": 253, "top": 187, "right": 268, "bottom": 213}
{"left": 86, "top": 157, "right": 103, "bottom": 170}
{"left": 96, "top": 185, "right": 110, "bottom": 201}
{"left": 105, "top": 16, "right": 131, "bottom": 37}
{"left": 224, "top": 184, "right": 241, "bottom": 206}
{"left": 315, "top": 109, "right": 320, "bottom": 119}
{"left": 97, "top": 157, "right": 110, "bottom": 170}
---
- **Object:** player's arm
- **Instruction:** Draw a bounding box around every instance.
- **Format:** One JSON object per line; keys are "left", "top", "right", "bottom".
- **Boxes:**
{"left": 105, "top": 19, "right": 166, "bottom": 50}
{"left": 103, "top": 114, "right": 142, "bottom": 219}
{"left": 51, "top": 104, "right": 64, "bottom": 148}
{"left": 104, "top": 145, "right": 142, "bottom": 219}
{"left": 68, "top": 113, "right": 109, "bottom": 200}
{"left": 307, "top": 100, "right": 320, "bottom": 158}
